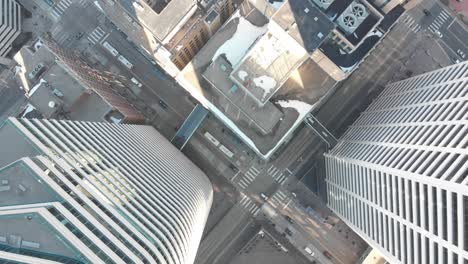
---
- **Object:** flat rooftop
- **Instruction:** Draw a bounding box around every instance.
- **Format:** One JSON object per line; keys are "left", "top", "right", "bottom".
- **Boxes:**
{"left": 273, "top": 0, "right": 335, "bottom": 53}
{"left": 180, "top": 4, "right": 337, "bottom": 157}
{"left": 203, "top": 56, "right": 283, "bottom": 134}
{"left": 14, "top": 42, "right": 113, "bottom": 122}
{"left": 230, "top": 22, "right": 308, "bottom": 105}
{"left": 116, "top": 0, "right": 196, "bottom": 41}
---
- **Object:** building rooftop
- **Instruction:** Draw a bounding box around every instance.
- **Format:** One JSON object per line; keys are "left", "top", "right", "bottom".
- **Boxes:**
{"left": 13, "top": 40, "right": 121, "bottom": 122}
{"left": 116, "top": 0, "right": 197, "bottom": 42}
{"left": 230, "top": 22, "right": 309, "bottom": 105}
{"left": 203, "top": 56, "right": 283, "bottom": 134}
{"left": 273, "top": 0, "right": 336, "bottom": 53}
{"left": 180, "top": 4, "right": 337, "bottom": 157}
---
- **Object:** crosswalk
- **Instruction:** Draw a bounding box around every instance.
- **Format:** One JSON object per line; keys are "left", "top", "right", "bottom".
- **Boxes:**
{"left": 50, "top": 0, "right": 73, "bottom": 20}
{"left": 267, "top": 164, "right": 287, "bottom": 185}
{"left": 237, "top": 166, "right": 260, "bottom": 189}
{"left": 401, "top": 13, "right": 421, "bottom": 33}
{"left": 238, "top": 195, "right": 260, "bottom": 216}
{"left": 269, "top": 190, "right": 288, "bottom": 209}
{"left": 87, "top": 26, "right": 107, "bottom": 45}
{"left": 51, "top": 25, "right": 71, "bottom": 46}
{"left": 428, "top": 9, "right": 451, "bottom": 33}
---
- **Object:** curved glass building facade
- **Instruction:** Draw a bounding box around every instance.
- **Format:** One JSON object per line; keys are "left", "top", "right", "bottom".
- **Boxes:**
{"left": 0, "top": 118, "right": 213, "bottom": 264}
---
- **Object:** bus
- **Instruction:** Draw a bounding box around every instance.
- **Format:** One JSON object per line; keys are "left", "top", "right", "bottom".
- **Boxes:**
{"left": 102, "top": 41, "right": 119, "bottom": 57}
{"left": 204, "top": 132, "right": 219, "bottom": 147}
{"left": 118, "top": 55, "right": 134, "bottom": 69}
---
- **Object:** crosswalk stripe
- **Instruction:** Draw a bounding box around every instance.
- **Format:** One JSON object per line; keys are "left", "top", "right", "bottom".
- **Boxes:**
{"left": 239, "top": 178, "right": 249, "bottom": 185}
{"left": 50, "top": 11, "right": 60, "bottom": 19}
{"left": 251, "top": 167, "right": 260, "bottom": 174}
{"left": 267, "top": 165, "right": 275, "bottom": 173}
{"left": 275, "top": 172, "right": 284, "bottom": 180}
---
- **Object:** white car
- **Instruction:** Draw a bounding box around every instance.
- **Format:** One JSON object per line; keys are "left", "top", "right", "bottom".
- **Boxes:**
{"left": 456, "top": 49, "right": 466, "bottom": 59}
{"left": 131, "top": 77, "right": 142, "bottom": 87}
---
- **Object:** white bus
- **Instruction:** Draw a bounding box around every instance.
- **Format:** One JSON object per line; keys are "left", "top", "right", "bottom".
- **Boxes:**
{"left": 204, "top": 132, "right": 219, "bottom": 147}
{"left": 219, "top": 145, "right": 234, "bottom": 159}
{"left": 102, "top": 41, "right": 119, "bottom": 57}
{"left": 118, "top": 55, "right": 134, "bottom": 69}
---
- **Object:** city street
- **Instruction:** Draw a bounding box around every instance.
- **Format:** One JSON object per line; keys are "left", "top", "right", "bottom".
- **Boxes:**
{"left": 14, "top": 0, "right": 467, "bottom": 264}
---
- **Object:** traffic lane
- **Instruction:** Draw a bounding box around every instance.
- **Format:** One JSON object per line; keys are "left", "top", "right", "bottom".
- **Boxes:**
{"left": 439, "top": 34, "right": 466, "bottom": 60}
{"left": 103, "top": 31, "right": 194, "bottom": 116}
{"left": 269, "top": 210, "right": 334, "bottom": 264}
{"left": 448, "top": 21, "right": 468, "bottom": 45}
{"left": 283, "top": 202, "right": 361, "bottom": 264}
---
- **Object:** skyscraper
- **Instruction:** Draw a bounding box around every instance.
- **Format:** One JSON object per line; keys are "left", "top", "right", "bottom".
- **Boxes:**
{"left": 0, "top": 118, "right": 213, "bottom": 264}
{"left": 0, "top": 0, "right": 21, "bottom": 57}
{"left": 325, "top": 61, "right": 468, "bottom": 264}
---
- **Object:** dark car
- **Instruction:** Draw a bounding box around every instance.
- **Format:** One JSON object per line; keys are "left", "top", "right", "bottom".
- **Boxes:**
{"left": 284, "top": 215, "right": 294, "bottom": 224}
{"left": 159, "top": 100, "right": 168, "bottom": 109}
{"left": 285, "top": 228, "right": 293, "bottom": 236}
{"left": 323, "top": 250, "right": 333, "bottom": 259}
{"left": 229, "top": 164, "right": 239, "bottom": 173}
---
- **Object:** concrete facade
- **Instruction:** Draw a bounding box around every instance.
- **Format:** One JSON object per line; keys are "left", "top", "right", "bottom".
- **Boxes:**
{"left": 325, "top": 61, "right": 468, "bottom": 264}
{"left": 0, "top": 118, "right": 213, "bottom": 264}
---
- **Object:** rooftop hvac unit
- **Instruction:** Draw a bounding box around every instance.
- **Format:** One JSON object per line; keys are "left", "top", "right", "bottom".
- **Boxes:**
{"left": 336, "top": 1, "right": 369, "bottom": 34}
{"left": 312, "top": 0, "right": 335, "bottom": 10}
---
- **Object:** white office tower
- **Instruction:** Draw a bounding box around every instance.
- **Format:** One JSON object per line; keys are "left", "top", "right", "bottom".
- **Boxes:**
{"left": 0, "top": 118, "right": 213, "bottom": 264}
{"left": 325, "top": 61, "right": 468, "bottom": 264}
{"left": 0, "top": 0, "right": 21, "bottom": 56}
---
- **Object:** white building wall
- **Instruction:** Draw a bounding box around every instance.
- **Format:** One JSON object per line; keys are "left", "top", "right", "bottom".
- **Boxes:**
{"left": 325, "top": 61, "right": 468, "bottom": 264}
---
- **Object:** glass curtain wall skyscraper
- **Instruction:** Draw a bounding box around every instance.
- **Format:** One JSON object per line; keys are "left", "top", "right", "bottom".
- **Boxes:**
{"left": 325, "top": 61, "right": 468, "bottom": 264}
{"left": 0, "top": 118, "right": 213, "bottom": 264}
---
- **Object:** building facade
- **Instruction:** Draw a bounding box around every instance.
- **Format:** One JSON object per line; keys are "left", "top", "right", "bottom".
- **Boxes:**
{"left": 39, "top": 35, "right": 145, "bottom": 123}
{"left": 325, "top": 61, "right": 468, "bottom": 264}
{"left": 0, "top": 118, "right": 213, "bottom": 264}
{"left": 0, "top": 0, "right": 21, "bottom": 57}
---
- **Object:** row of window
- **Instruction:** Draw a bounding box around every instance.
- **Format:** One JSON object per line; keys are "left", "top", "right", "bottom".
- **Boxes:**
{"left": 344, "top": 123, "right": 466, "bottom": 150}
{"left": 34, "top": 118, "right": 207, "bottom": 263}
{"left": 355, "top": 99, "right": 465, "bottom": 126}
{"left": 329, "top": 141, "right": 466, "bottom": 182}
{"left": 327, "top": 160, "right": 468, "bottom": 252}
{"left": 381, "top": 63, "right": 467, "bottom": 98}
{"left": 367, "top": 79, "right": 466, "bottom": 114}
{"left": 328, "top": 182, "right": 468, "bottom": 264}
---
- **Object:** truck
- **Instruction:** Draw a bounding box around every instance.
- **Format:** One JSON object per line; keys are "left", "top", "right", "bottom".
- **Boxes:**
{"left": 118, "top": 55, "right": 134, "bottom": 69}
{"left": 103, "top": 41, "right": 119, "bottom": 57}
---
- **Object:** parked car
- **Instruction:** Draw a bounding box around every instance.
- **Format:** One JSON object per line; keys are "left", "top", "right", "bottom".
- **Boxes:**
{"left": 285, "top": 228, "right": 293, "bottom": 236}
